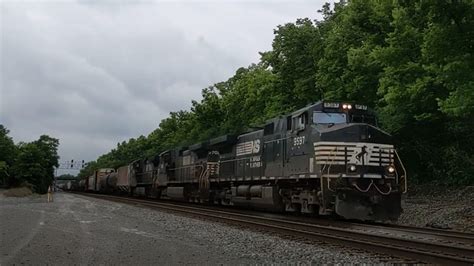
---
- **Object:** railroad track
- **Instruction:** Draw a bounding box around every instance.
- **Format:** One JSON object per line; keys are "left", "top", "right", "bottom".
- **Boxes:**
{"left": 74, "top": 192, "right": 474, "bottom": 265}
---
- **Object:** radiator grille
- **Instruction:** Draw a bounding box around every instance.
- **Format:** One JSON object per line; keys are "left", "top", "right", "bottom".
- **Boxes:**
{"left": 314, "top": 141, "right": 395, "bottom": 166}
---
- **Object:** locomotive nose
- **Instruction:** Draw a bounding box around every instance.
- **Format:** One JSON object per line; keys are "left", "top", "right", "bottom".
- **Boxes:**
{"left": 318, "top": 123, "right": 391, "bottom": 143}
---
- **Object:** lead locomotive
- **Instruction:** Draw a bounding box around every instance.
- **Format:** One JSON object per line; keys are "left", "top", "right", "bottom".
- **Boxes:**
{"left": 85, "top": 101, "right": 407, "bottom": 221}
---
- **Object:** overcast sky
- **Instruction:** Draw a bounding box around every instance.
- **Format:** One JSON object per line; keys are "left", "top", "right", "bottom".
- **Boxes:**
{"left": 1, "top": 0, "right": 328, "bottom": 174}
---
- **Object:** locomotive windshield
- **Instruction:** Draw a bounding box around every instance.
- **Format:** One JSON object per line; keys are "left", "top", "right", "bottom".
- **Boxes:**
{"left": 313, "top": 112, "right": 347, "bottom": 124}
{"left": 350, "top": 114, "right": 377, "bottom": 126}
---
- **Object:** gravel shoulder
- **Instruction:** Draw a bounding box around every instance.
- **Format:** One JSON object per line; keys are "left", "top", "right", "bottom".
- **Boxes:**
{"left": 0, "top": 192, "right": 384, "bottom": 265}
{"left": 398, "top": 185, "right": 474, "bottom": 232}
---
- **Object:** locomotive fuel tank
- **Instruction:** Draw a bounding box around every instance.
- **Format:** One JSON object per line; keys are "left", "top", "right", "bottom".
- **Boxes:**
{"left": 231, "top": 185, "right": 284, "bottom": 211}
{"left": 166, "top": 186, "right": 186, "bottom": 200}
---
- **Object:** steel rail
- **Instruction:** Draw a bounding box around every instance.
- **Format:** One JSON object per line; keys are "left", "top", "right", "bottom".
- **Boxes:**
{"left": 300, "top": 217, "right": 474, "bottom": 245}
{"left": 374, "top": 222, "right": 474, "bottom": 242}
{"left": 75, "top": 192, "right": 474, "bottom": 265}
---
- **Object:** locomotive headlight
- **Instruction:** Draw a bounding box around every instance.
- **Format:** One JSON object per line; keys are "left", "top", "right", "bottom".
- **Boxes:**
{"left": 347, "top": 104, "right": 352, "bottom": 109}
{"left": 387, "top": 165, "right": 395, "bottom": 174}
{"left": 342, "top": 104, "right": 348, "bottom": 109}
{"left": 348, "top": 164, "right": 357, "bottom": 172}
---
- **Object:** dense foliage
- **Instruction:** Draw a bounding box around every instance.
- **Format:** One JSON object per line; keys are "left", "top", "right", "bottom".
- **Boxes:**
{"left": 79, "top": 1, "right": 473, "bottom": 185}
{"left": 0, "top": 125, "right": 59, "bottom": 193}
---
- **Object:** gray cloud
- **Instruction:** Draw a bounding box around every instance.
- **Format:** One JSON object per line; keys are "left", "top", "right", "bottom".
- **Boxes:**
{"left": 0, "top": 0, "right": 326, "bottom": 175}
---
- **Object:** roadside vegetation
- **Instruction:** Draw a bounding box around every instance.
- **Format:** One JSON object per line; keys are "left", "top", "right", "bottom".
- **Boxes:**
{"left": 75, "top": 1, "right": 470, "bottom": 185}
{"left": 0, "top": 125, "right": 59, "bottom": 194}
{"left": 2, "top": 187, "right": 33, "bottom": 197}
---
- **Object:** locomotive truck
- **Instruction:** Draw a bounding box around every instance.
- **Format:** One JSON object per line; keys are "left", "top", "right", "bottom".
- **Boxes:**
{"left": 81, "top": 101, "right": 407, "bottom": 221}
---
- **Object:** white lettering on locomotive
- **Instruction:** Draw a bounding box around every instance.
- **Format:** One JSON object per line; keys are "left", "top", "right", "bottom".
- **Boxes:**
{"left": 293, "top": 136, "right": 306, "bottom": 146}
{"left": 249, "top": 155, "right": 262, "bottom": 168}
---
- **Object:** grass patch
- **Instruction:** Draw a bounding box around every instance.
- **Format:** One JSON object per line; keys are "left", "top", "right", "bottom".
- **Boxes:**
{"left": 3, "top": 187, "right": 33, "bottom": 197}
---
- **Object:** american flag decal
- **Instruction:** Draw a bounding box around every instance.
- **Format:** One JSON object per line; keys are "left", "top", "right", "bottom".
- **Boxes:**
{"left": 236, "top": 140, "right": 260, "bottom": 156}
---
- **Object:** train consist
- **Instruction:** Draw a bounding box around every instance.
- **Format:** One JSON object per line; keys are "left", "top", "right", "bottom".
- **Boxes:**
{"left": 78, "top": 101, "right": 407, "bottom": 221}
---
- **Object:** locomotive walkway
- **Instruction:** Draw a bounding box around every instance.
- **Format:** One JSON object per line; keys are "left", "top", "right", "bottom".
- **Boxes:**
{"left": 78, "top": 192, "right": 474, "bottom": 265}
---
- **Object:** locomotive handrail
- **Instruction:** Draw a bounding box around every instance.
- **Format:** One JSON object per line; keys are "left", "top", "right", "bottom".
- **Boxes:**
{"left": 198, "top": 164, "right": 211, "bottom": 195}
{"left": 321, "top": 146, "right": 338, "bottom": 175}
{"left": 135, "top": 170, "right": 155, "bottom": 175}
{"left": 322, "top": 147, "right": 340, "bottom": 192}
{"left": 263, "top": 136, "right": 290, "bottom": 144}
{"left": 169, "top": 164, "right": 204, "bottom": 171}
{"left": 326, "top": 177, "right": 336, "bottom": 192}
{"left": 220, "top": 157, "right": 254, "bottom": 163}
{"left": 373, "top": 182, "right": 392, "bottom": 195}
{"left": 353, "top": 179, "right": 373, "bottom": 193}
{"left": 167, "top": 164, "right": 205, "bottom": 183}
{"left": 394, "top": 150, "right": 407, "bottom": 194}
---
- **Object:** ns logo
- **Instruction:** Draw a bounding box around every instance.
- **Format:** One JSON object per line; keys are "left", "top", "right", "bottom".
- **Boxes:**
{"left": 349, "top": 145, "right": 372, "bottom": 165}
{"left": 252, "top": 139, "right": 261, "bottom": 153}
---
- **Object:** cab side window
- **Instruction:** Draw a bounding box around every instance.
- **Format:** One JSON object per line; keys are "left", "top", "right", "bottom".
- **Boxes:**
{"left": 293, "top": 112, "right": 307, "bottom": 132}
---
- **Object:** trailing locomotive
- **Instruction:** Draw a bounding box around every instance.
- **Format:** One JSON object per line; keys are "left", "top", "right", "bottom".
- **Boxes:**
{"left": 80, "top": 101, "right": 407, "bottom": 221}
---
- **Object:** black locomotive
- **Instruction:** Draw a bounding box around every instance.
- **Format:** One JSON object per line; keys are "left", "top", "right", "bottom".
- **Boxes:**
{"left": 83, "top": 101, "right": 407, "bottom": 221}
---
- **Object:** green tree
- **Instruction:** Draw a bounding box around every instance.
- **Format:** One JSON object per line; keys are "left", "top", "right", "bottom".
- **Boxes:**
{"left": 372, "top": 1, "right": 473, "bottom": 184}
{"left": 10, "top": 135, "right": 59, "bottom": 193}
{"left": 0, "top": 125, "right": 16, "bottom": 186}
{"left": 316, "top": 0, "right": 393, "bottom": 106}
{"left": 219, "top": 65, "right": 277, "bottom": 133}
{"left": 261, "top": 18, "right": 322, "bottom": 110}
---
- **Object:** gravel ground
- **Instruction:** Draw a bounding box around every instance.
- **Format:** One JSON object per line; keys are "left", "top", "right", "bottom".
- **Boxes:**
{"left": 0, "top": 192, "right": 384, "bottom": 265}
{"left": 397, "top": 185, "right": 474, "bottom": 232}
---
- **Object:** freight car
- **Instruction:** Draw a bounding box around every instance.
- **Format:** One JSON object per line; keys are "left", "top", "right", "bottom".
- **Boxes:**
{"left": 83, "top": 168, "right": 115, "bottom": 192}
{"left": 83, "top": 101, "right": 407, "bottom": 221}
